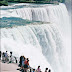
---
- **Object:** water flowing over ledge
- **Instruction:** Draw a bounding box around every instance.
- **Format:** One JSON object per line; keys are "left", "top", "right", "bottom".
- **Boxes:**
{"left": 1, "top": 3, "right": 70, "bottom": 35}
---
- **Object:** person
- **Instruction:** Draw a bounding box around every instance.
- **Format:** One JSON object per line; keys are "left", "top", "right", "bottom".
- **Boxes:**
{"left": 0, "top": 51, "right": 1, "bottom": 60}
{"left": 2, "top": 52, "right": 5, "bottom": 63}
{"left": 30, "top": 68, "right": 32, "bottom": 72}
{"left": 26, "top": 58, "right": 29, "bottom": 61}
{"left": 5, "top": 51, "right": 8, "bottom": 62}
{"left": 19, "top": 56, "right": 23, "bottom": 67}
{"left": 10, "top": 52, "right": 12, "bottom": 56}
{"left": 24, "top": 59, "right": 29, "bottom": 72}
{"left": 22, "top": 56, "right": 25, "bottom": 69}
{"left": 18, "top": 56, "right": 23, "bottom": 71}
{"left": 45, "top": 68, "right": 48, "bottom": 72}
{"left": 48, "top": 69, "right": 51, "bottom": 72}
{"left": 36, "top": 66, "right": 41, "bottom": 72}
{"left": 14, "top": 57, "right": 17, "bottom": 63}
{"left": 33, "top": 69, "right": 35, "bottom": 72}
{"left": 9, "top": 52, "right": 12, "bottom": 63}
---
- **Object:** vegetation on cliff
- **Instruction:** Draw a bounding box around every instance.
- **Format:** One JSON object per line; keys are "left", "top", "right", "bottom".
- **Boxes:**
{"left": 0, "top": 0, "right": 65, "bottom": 6}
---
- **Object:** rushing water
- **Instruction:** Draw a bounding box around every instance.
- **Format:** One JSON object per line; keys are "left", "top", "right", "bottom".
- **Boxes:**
{"left": 0, "top": 3, "right": 71, "bottom": 72}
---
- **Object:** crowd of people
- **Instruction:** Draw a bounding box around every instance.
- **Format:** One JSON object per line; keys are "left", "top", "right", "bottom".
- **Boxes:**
{"left": 0, "top": 51, "right": 17, "bottom": 63}
{"left": 0, "top": 51, "right": 51, "bottom": 72}
{"left": 18, "top": 56, "right": 51, "bottom": 72}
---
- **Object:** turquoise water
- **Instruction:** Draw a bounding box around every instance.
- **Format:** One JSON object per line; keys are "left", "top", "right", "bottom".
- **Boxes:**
{"left": 0, "top": 17, "right": 42, "bottom": 28}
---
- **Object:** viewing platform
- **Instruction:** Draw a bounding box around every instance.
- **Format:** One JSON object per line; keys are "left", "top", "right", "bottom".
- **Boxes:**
{"left": 0, "top": 61, "right": 20, "bottom": 72}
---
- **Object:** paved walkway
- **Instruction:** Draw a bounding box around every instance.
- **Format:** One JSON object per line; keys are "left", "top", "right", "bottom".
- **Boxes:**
{"left": 0, "top": 61, "right": 20, "bottom": 72}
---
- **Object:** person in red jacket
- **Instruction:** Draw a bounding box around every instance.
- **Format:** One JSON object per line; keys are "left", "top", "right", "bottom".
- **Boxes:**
{"left": 24, "top": 59, "right": 29, "bottom": 72}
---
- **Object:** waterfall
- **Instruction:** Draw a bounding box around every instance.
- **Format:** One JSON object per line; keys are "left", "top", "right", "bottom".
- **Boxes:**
{"left": 0, "top": 3, "right": 71, "bottom": 72}
{"left": 1, "top": 3, "right": 70, "bottom": 35}
{"left": 1, "top": 23, "right": 64, "bottom": 72}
